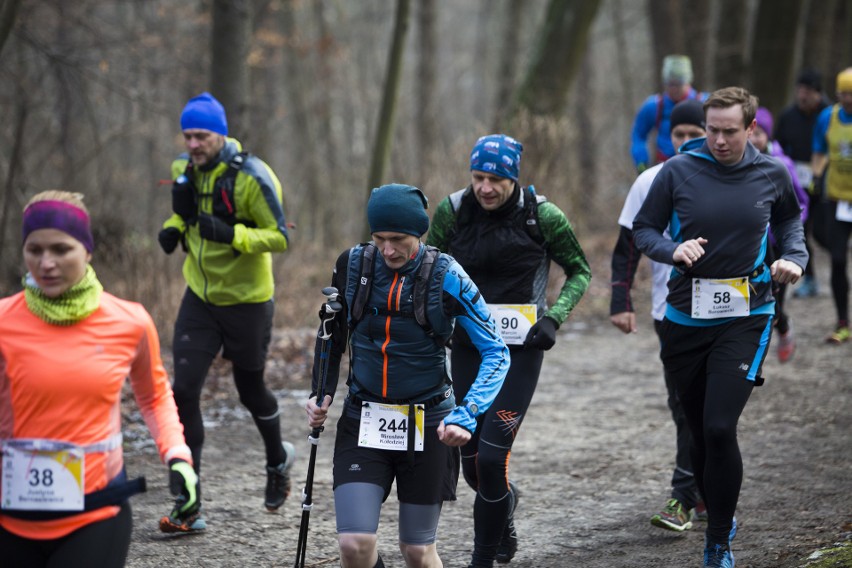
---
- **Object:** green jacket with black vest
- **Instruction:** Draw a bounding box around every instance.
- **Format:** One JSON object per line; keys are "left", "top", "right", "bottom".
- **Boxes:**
{"left": 427, "top": 184, "right": 590, "bottom": 331}
{"left": 162, "top": 138, "right": 289, "bottom": 306}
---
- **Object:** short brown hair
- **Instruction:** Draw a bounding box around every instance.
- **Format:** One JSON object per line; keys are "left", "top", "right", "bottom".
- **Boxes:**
{"left": 703, "top": 87, "right": 759, "bottom": 127}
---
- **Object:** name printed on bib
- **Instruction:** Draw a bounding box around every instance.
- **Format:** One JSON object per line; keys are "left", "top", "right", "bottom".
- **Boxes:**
{"left": 691, "top": 277, "right": 750, "bottom": 319}
{"left": 2, "top": 439, "right": 85, "bottom": 512}
{"left": 358, "top": 402, "right": 424, "bottom": 451}
{"left": 488, "top": 304, "right": 537, "bottom": 345}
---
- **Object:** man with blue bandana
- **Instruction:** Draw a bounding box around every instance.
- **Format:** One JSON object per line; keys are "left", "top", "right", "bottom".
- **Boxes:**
{"left": 428, "top": 134, "right": 590, "bottom": 567}
{"left": 305, "top": 184, "right": 509, "bottom": 568}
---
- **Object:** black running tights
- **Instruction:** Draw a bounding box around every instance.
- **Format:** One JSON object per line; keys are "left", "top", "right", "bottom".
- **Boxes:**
{"left": 0, "top": 502, "right": 132, "bottom": 568}
{"left": 677, "top": 372, "right": 753, "bottom": 545}
{"left": 171, "top": 350, "right": 284, "bottom": 472}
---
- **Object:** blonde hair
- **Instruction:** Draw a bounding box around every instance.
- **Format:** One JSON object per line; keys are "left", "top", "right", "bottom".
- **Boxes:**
{"left": 25, "top": 190, "right": 89, "bottom": 214}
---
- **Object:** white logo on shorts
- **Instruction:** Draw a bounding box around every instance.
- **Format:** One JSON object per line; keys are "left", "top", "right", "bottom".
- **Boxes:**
{"left": 738, "top": 363, "right": 749, "bottom": 371}
{"left": 349, "top": 464, "right": 361, "bottom": 472}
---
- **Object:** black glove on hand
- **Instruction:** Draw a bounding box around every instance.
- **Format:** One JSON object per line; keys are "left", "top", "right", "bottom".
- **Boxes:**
{"left": 523, "top": 316, "right": 558, "bottom": 351}
{"left": 168, "top": 458, "right": 199, "bottom": 517}
{"left": 807, "top": 175, "right": 824, "bottom": 198}
{"left": 157, "top": 227, "right": 182, "bottom": 254}
{"left": 197, "top": 213, "right": 235, "bottom": 244}
{"left": 171, "top": 174, "right": 196, "bottom": 220}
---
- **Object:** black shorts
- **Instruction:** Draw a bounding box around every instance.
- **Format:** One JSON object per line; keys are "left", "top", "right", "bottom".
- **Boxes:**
{"left": 332, "top": 412, "right": 460, "bottom": 506}
{"left": 173, "top": 288, "right": 273, "bottom": 370}
{"left": 659, "top": 315, "right": 773, "bottom": 386}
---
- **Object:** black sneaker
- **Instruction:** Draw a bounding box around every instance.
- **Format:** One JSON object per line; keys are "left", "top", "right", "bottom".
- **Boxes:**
{"left": 496, "top": 480, "right": 519, "bottom": 564}
{"left": 264, "top": 441, "right": 296, "bottom": 511}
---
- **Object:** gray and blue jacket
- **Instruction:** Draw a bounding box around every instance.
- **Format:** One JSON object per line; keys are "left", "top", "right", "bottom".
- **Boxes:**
{"left": 312, "top": 243, "right": 509, "bottom": 433}
{"left": 632, "top": 138, "right": 808, "bottom": 326}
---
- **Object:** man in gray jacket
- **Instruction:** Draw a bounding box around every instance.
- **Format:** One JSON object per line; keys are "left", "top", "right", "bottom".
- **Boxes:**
{"left": 632, "top": 86, "right": 807, "bottom": 568}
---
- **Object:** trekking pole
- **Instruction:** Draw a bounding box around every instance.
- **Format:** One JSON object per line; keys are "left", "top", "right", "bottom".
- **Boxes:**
{"left": 294, "top": 286, "right": 341, "bottom": 568}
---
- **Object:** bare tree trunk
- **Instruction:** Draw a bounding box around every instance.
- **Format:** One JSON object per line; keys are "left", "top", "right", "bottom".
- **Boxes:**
{"left": 279, "top": 0, "right": 324, "bottom": 244}
{"left": 750, "top": 0, "right": 804, "bottom": 114}
{"left": 801, "top": 0, "right": 837, "bottom": 78}
{"left": 211, "top": 0, "right": 251, "bottom": 139}
{"left": 0, "top": 0, "right": 21, "bottom": 58}
{"left": 416, "top": 0, "right": 437, "bottom": 188}
{"left": 366, "top": 0, "right": 411, "bottom": 213}
{"left": 679, "top": 0, "right": 712, "bottom": 89}
{"left": 0, "top": 96, "right": 26, "bottom": 256}
{"left": 829, "top": 0, "right": 852, "bottom": 81}
{"left": 610, "top": 0, "right": 636, "bottom": 111}
{"left": 713, "top": 0, "right": 749, "bottom": 87}
{"left": 507, "top": 0, "right": 602, "bottom": 121}
{"left": 647, "top": 0, "right": 685, "bottom": 72}
{"left": 491, "top": 0, "right": 524, "bottom": 130}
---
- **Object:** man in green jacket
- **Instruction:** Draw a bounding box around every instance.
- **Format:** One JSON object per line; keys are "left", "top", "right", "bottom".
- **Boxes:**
{"left": 157, "top": 92, "right": 295, "bottom": 532}
{"left": 427, "top": 134, "right": 591, "bottom": 567}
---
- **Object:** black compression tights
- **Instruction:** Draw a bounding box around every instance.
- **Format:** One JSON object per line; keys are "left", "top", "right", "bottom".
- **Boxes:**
{"left": 171, "top": 350, "right": 284, "bottom": 472}
{"left": 0, "top": 502, "right": 132, "bottom": 568}
{"left": 829, "top": 217, "right": 852, "bottom": 323}
{"left": 452, "top": 344, "right": 544, "bottom": 562}
{"left": 678, "top": 372, "right": 753, "bottom": 546}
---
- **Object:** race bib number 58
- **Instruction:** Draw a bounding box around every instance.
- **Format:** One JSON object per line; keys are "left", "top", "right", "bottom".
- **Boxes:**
{"left": 691, "top": 277, "right": 750, "bottom": 319}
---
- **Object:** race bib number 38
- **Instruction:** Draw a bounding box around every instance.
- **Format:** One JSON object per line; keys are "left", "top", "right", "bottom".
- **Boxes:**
{"left": 691, "top": 277, "right": 750, "bottom": 319}
{"left": 489, "top": 304, "right": 537, "bottom": 345}
{"left": 2, "top": 440, "right": 85, "bottom": 511}
{"left": 358, "top": 403, "right": 424, "bottom": 451}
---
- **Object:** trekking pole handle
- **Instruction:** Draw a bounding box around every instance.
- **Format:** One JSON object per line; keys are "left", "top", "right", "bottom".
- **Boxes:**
{"left": 319, "top": 287, "right": 342, "bottom": 341}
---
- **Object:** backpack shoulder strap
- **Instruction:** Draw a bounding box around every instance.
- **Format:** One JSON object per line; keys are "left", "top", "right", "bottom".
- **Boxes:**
{"left": 654, "top": 93, "right": 664, "bottom": 132}
{"left": 523, "top": 185, "right": 546, "bottom": 245}
{"left": 349, "top": 243, "right": 376, "bottom": 327}
{"left": 413, "top": 246, "right": 441, "bottom": 338}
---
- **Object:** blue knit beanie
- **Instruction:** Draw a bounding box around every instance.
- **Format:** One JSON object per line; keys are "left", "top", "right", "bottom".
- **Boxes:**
{"left": 180, "top": 92, "right": 228, "bottom": 135}
{"left": 368, "top": 184, "right": 429, "bottom": 237}
{"left": 470, "top": 134, "right": 523, "bottom": 181}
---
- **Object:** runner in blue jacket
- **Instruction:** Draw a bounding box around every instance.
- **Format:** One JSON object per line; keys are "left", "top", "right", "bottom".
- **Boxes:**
{"left": 305, "top": 184, "right": 509, "bottom": 568}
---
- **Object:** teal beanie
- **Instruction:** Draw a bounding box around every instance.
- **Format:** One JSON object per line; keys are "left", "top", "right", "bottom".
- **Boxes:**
{"left": 368, "top": 184, "right": 429, "bottom": 237}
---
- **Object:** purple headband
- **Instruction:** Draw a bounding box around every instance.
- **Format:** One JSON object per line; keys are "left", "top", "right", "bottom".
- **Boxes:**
{"left": 22, "top": 200, "right": 94, "bottom": 252}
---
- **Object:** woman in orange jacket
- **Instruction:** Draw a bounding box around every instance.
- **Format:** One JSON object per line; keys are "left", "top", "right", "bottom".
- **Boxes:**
{"left": 0, "top": 190, "right": 196, "bottom": 567}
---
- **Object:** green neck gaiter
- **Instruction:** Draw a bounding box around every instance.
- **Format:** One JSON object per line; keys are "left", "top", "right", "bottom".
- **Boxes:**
{"left": 23, "top": 264, "right": 103, "bottom": 325}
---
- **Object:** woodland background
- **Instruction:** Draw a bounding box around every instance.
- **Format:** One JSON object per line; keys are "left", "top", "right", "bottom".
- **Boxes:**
{"left": 1, "top": 0, "right": 851, "bottom": 340}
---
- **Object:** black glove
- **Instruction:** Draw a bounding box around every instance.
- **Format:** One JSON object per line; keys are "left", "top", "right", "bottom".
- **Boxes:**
{"left": 171, "top": 174, "right": 197, "bottom": 220}
{"left": 197, "top": 213, "right": 235, "bottom": 244}
{"left": 168, "top": 458, "right": 199, "bottom": 517}
{"left": 157, "top": 227, "right": 182, "bottom": 254}
{"left": 807, "top": 175, "right": 824, "bottom": 198}
{"left": 523, "top": 316, "right": 558, "bottom": 351}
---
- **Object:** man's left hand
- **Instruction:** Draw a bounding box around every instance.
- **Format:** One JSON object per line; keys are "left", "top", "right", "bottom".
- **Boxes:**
{"left": 437, "top": 421, "right": 471, "bottom": 447}
{"left": 770, "top": 259, "right": 804, "bottom": 285}
{"left": 197, "top": 214, "right": 235, "bottom": 244}
{"left": 523, "top": 316, "right": 558, "bottom": 350}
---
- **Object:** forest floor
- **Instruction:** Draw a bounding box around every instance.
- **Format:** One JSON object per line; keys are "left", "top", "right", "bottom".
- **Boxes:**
{"left": 122, "top": 246, "right": 851, "bottom": 568}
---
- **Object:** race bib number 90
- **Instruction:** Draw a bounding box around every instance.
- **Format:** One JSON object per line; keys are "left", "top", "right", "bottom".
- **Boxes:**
{"left": 488, "top": 304, "right": 537, "bottom": 345}
{"left": 2, "top": 440, "right": 85, "bottom": 511}
{"left": 691, "top": 277, "right": 750, "bottom": 319}
{"left": 358, "top": 403, "right": 424, "bottom": 451}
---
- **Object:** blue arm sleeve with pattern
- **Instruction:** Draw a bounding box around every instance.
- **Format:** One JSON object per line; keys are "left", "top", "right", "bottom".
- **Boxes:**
{"left": 440, "top": 260, "right": 510, "bottom": 433}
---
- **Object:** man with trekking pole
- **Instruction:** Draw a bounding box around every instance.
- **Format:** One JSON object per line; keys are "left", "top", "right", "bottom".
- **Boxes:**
{"left": 304, "top": 183, "right": 510, "bottom": 568}
{"left": 294, "top": 287, "right": 341, "bottom": 568}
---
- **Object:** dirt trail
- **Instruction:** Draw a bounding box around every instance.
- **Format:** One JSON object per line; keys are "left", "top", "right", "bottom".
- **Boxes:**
{"left": 124, "top": 254, "right": 851, "bottom": 568}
